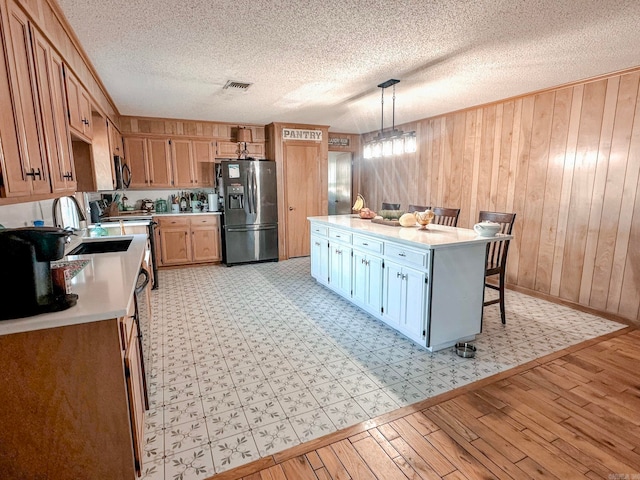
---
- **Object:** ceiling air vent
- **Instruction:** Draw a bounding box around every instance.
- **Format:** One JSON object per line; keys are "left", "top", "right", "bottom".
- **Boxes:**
{"left": 223, "top": 80, "right": 252, "bottom": 91}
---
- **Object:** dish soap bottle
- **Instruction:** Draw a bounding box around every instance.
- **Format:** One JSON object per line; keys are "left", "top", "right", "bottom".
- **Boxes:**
{"left": 90, "top": 223, "right": 108, "bottom": 237}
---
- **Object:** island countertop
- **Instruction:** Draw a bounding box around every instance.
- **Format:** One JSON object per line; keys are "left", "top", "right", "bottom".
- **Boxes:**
{"left": 0, "top": 234, "right": 147, "bottom": 336}
{"left": 308, "top": 215, "right": 511, "bottom": 249}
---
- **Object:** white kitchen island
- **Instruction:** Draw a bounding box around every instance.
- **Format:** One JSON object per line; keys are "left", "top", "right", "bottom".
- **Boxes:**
{"left": 308, "top": 215, "right": 512, "bottom": 352}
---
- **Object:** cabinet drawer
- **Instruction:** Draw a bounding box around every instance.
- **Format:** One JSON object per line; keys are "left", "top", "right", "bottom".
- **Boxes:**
{"left": 156, "top": 216, "right": 189, "bottom": 227}
{"left": 311, "top": 225, "right": 328, "bottom": 237}
{"left": 385, "top": 243, "right": 428, "bottom": 268}
{"left": 329, "top": 228, "right": 352, "bottom": 243}
{"left": 190, "top": 215, "right": 219, "bottom": 226}
{"left": 352, "top": 234, "right": 382, "bottom": 254}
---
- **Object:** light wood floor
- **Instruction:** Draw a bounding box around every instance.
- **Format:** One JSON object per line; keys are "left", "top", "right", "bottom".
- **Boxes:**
{"left": 209, "top": 327, "right": 640, "bottom": 480}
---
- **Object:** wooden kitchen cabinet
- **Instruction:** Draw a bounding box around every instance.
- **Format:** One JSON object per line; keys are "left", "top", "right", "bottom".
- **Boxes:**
{"left": 193, "top": 139, "right": 215, "bottom": 163}
{"left": 64, "top": 66, "right": 92, "bottom": 140}
{"left": 2, "top": 0, "right": 50, "bottom": 196}
{"left": 171, "top": 138, "right": 197, "bottom": 187}
{"left": 155, "top": 214, "right": 221, "bottom": 266}
{"left": 31, "top": 28, "right": 76, "bottom": 193}
{"left": 215, "top": 140, "right": 265, "bottom": 159}
{"left": 124, "top": 136, "right": 172, "bottom": 188}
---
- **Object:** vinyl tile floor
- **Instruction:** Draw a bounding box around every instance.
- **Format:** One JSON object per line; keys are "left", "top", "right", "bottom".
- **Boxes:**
{"left": 139, "top": 258, "right": 625, "bottom": 479}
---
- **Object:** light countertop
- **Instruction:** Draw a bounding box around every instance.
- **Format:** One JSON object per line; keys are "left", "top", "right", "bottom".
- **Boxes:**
{"left": 0, "top": 234, "right": 147, "bottom": 336}
{"left": 308, "top": 215, "right": 511, "bottom": 249}
{"left": 102, "top": 211, "right": 222, "bottom": 222}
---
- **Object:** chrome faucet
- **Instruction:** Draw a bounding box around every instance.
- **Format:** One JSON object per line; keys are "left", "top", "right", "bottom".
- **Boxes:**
{"left": 52, "top": 196, "right": 87, "bottom": 235}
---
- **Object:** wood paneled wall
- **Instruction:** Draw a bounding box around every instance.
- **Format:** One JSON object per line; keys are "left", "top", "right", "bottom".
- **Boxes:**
{"left": 356, "top": 68, "right": 640, "bottom": 324}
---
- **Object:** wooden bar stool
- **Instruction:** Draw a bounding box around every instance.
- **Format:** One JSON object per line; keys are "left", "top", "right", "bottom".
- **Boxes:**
{"left": 480, "top": 210, "right": 516, "bottom": 324}
{"left": 431, "top": 207, "right": 461, "bottom": 227}
{"left": 408, "top": 204, "right": 430, "bottom": 213}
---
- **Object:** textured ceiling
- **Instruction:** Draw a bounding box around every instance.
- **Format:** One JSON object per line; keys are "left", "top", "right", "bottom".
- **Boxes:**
{"left": 57, "top": 0, "right": 640, "bottom": 134}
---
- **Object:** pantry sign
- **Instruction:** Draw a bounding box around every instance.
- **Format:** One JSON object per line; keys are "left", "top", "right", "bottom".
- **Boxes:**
{"left": 282, "top": 128, "right": 323, "bottom": 141}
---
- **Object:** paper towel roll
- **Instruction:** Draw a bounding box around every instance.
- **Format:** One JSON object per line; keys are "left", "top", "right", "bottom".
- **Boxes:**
{"left": 208, "top": 193, "right": 218, "bottom": 211}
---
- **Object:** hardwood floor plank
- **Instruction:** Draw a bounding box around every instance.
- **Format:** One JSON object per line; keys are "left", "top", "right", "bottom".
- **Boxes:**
{"left": 242, "top": 473, "right": 263, "bottom": 480}
{"left": 280, "top": 456, "right": 317, "bottom": 480}
{"left": 570, "top": 385, "right": 640, "bottom": 425}
{"left": 330, "top": 439, "right": 376, "bottom": 480}
{"left": 389, "top": 417, "right": 455, "bottom": 477}
{"left": 305, "top": 451, "right": 324, "bottom": 471}
{"left": 426, "top": 402, "right": 479, "bottom": 442}
{"left": 442, "top": 471, "right": 470, "bottom": 480}
{"left": 376, "top": 423, "right": 400, "bottom": 442}
{"left": 515, "top": 456, "right": 561, "bottom": 480}
{"left": 551, "top": 437, "right": 616, "bottom": 479}
{"left": 450, "top": 393, "right": 497, "bottom": 418}
{"left": 259, "top": 464, "right": 288, "bottom": 480}
{"left": 404, "top": 411, "right": 439, "bottom": 435}
{"left": 314, "top": 467, "right": 332, "bottom": 480}
{"left": 471, "top": 437, "right": 534, "bottom": 480}
{"left": 316, "top": 445, "right": 350, "bottom": 480}
{"left": 348, "top": 432, "right": 370, "bottom": 443}
{"left": 426, "top": 429, "right": 506, "bottom": 480}
{"left": 389, "top": 437, "right": 448, "bottom": 480}
{"left": 351, "top": 436, "right": 407, "bottom": 480}
{"left": 369, "top": 427, "right": 400, "bottom": 459}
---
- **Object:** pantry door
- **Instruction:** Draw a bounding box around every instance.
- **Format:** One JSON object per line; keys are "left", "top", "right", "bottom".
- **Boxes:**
{"left": 284, "top": 143, "right": 322, "bottom": 258}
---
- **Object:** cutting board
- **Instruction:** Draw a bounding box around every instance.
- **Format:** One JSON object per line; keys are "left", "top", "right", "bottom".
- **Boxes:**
{"left": 371, "top": 218, "right": 402, "bottom": 227}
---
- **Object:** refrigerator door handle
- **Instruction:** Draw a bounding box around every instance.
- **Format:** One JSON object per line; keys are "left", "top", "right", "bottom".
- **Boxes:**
{"left": 252, "top": 167, "right": 258, "bottom": 214}
{"left": 246, "top": 165, "right": 253, "bottom": 214}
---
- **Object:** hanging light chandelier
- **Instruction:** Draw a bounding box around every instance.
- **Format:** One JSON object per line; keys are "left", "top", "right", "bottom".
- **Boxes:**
{"left": 363, "top": 79, "right": 416, "bottom": 159}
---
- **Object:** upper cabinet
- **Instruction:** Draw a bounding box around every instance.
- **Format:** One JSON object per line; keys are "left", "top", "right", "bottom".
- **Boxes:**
{"left": 215, "top": 141, "right": 265, "bottom": 159}
{"left": 64, "top": 67, "right": 92, "bottom": 141}
{"left": 124, "top": 136, "right": 172, "bottom": 188}
{"left": 1, "top": 0, "right": 50, "bottom": 196}
{"left": 30, "top": 27, "right": 76, "bottom": 193}
{"left": 123, "top": 135, "right": 215, "bottom": 189}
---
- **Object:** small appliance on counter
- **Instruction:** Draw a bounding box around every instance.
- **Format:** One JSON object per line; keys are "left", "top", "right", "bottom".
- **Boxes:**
{"left": 0, "top": 227, "right": 77, "bottom": 320}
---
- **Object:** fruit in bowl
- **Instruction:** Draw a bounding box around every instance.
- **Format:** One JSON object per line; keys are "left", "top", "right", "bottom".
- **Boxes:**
{"left": 358, "top": 207, "right": 377, "bottom": 219}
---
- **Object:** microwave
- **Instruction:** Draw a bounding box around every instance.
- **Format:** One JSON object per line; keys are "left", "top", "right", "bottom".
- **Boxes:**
{"left": 114, "top": 155, "right": 131, "bottom": 189}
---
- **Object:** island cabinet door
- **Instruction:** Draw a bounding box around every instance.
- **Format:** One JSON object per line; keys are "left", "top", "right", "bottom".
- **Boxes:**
{"left": 352, "top": 250, "right": 383, "bottom": 316}
{"left": 328, "top": 242, "right": 351, "bottom": 297}
{"left": 383, "top": 260, "right": 404, "bottom": 327}
{"left": 383, "top": 260, "right": 427, "bottom": 344}
{"left": 310, "top": 235, "right": 329, "bottom": 285}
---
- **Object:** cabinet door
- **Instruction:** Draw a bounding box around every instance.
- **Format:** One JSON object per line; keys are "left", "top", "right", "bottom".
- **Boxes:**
{"left": 63, "top": 67, "right": 89, "bottom": 138}
{"left": 31, "top": 28, "right": 75, "bottom": 193}
{"left": 365, "top": 254, "right": 383, "bottom": 315}
{"left": 190, "top": 218, "right": 220, "bottom": 262}
{"left": 216, "top": 141, "right": 238, "bottom": 158}
{"left": 329, "top": 243, "right": 351, "bottom": 297}
{"left": 124, "top": 326, "right": 145, "bottom": 475}
{"left": 0, "top": 13, "right": 26, "bottom": 197}
{"left": 171, "top": 139, "right": 195, "bottom": 187}
{"left": 400, "top": 266, "right": 426, "bottom": 342}
{"left": 5, "top": 1, "right": 49, "bottom": 195}
{"left": 123, "top": 137, "right": 148, "bottom": 188}
{"left": 352, "top": 250, "right": 368, "bottom": 306}
{"left": 147, "top": 138, "right": 172, "bottom": 187}
{"left": 193, "top": 140, "right": 214, "bottom": 163}
{"left": 311, "top": 235, "right": 329, "bottom": 285}
{"left": 158, "top": 217, "right": 191, "bottom": 265}
{"left": 383, "top": 260, "right": 404, "bottom": 327}
{"left": 246, "top": 142, "right": 265, "bottom": 159}
{"left": 79, "top": 89, "right": 92, "bottom": 139}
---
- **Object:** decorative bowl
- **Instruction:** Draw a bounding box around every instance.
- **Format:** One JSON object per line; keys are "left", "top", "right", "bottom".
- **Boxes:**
{"left": 378, "top": 209, "right": 405, "bottom": 220}
{"left": 414, "top": 210, "right": 435, "bottom": 229}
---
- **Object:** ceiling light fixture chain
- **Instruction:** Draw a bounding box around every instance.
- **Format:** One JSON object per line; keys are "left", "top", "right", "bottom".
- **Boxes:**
{"left": 363, "top": 79, "right": 416, "bottom": 160}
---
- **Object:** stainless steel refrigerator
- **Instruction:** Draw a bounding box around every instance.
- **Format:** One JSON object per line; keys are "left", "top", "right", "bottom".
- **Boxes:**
{"left": 220, "top": 160, "right": 278, "bottom": 265}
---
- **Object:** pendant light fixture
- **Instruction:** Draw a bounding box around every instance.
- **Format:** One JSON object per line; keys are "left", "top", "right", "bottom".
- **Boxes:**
{"left": 363, "top": 79, "right": 416, "bottom": 159}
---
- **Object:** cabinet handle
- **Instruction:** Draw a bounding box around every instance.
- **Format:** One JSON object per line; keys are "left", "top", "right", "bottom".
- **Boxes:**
{"left": 335, "top": 249, "right": 342, "bottom": 255}
{"left": 315, "top": 242, "right": 321, "bottom": 246}
{"left": 63, "top": 172, "right": 73, "bottom": 179}
{"left": 398, "top": 252, "right": 406, "bottom": 257}
{"left": 397, "top": 272, "right": 402, "bottom": 278}
{"left": 361, "top": 258, "right": 365, "bottom": 264}
{"left": 363, "top": 243, "right": 368, "bottom": 246}
{"left": 336, "top": 235, "right": 341, "bottom": 238}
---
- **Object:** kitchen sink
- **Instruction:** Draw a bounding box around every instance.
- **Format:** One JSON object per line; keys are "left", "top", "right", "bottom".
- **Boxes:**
{"left": 68, "top": 238, "right": 132, "bottom": 255}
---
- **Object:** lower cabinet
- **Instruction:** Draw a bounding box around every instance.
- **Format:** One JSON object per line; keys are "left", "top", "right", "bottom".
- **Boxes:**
{"left": 328, "top": 241, "right": 352, "bottom": 297}
{"left": 310, "top": 234, "right": 329, "bottom": 285}
{"left": 352, "top": 249, "right": 383, "bottom": 316}
{"left": 156, "top": 215, "right": 221, "bottom": 266}
{"left": 0, "top": 318, "right": 144, "bottom": 478}
{"left": 382, "top": 260, "right": 427, "bottom": 343}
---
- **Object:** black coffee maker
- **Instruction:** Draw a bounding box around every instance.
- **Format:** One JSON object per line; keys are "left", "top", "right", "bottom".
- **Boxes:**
{"left": 0, "top": 227, "right": 77, "bottom": 320}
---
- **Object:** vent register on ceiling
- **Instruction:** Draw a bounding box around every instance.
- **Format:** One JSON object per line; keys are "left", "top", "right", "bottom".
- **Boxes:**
{"left": 363, "top": 79, "right": 416, "bottom": 159}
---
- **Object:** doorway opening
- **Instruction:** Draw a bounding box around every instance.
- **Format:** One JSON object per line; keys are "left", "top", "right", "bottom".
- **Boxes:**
{"left": 328, "top": 151, "right": 352, "bottom": 215}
